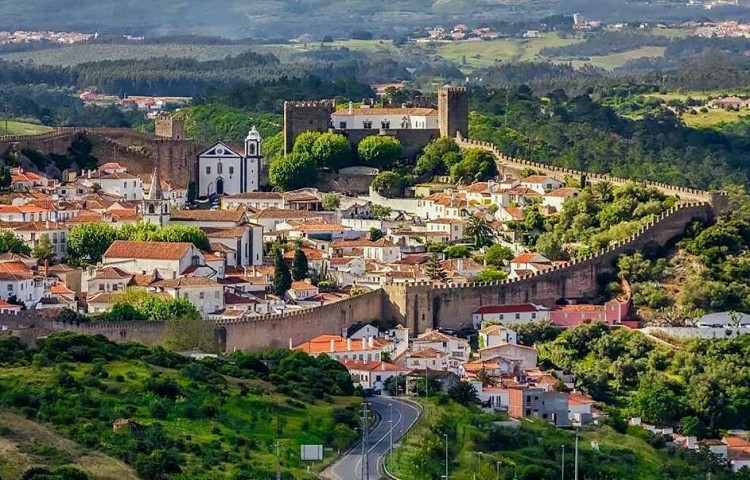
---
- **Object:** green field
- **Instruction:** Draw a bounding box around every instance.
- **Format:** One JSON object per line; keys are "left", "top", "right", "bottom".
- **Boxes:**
{"left": 0, "top": 120, "right": 54, "bottom": 135}
{"left": 584, "top": 45, "right": 667, "bottom": 70}
{"left": 683, "top": 108, "right": 750, "bottom": 128}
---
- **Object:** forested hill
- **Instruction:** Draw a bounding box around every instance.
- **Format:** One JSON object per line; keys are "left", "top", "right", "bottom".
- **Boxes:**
{"left": 4, "top": 0, "right": 750, "bottom": 38}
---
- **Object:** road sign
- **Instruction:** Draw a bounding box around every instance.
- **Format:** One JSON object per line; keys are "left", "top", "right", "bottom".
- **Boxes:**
{"left": 301, "top": 444, "right": 323, "bottom": 461}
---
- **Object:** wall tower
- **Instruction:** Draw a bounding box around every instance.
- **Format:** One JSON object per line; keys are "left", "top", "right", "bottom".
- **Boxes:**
{"left": 282, "top": 100, "right": 335, "bottom": 155}
{"left": 155, "top": 115, "right": 186, "bottom": 140}
{"left": 438, "top": 85, "right": 469, "bottom": 139}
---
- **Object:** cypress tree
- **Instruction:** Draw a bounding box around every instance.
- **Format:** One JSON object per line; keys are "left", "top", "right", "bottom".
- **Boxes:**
{"left": 273, "top": 249, "right": 292, "bottom": 296}
{"left": 291, "top": 247, "right": 309, "bottom": 281}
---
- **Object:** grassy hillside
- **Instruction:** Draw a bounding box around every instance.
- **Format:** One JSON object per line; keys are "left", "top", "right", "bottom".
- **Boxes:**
{"left": 0, "top": 334, "right": 361, "bottom": 480}
{"left": 0, "top": 120, "right": 54, "bottom": 135}
{"left": 389, "top": 399, "right": 715, "bottom": 480}
{"left": 0, "top": 411, "right": 139, "bottom": 480}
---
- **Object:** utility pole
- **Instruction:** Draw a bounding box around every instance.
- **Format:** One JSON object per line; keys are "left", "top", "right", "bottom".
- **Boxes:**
{"left": 497, "top": 461, "right": 502, "bottom": 480}
{"left": 475, "top": 451, "right": 483, "bottom": 479}
{"left": 361, "top": 402, "right": 370, "bottom": 480}
{"left": 561, "top": 445, "right": 566, "bottom": 480}
{"left": 275, "top": 441, "right": 281, "bottom": 480}
{"left": 444, "top": 433, "right": 449, "bottom": 479}
{"left": 389, "top": 402, "right": 393, "bottom": 458}
{"left": 574, "top": 432, "right": 579, "bottom": 480}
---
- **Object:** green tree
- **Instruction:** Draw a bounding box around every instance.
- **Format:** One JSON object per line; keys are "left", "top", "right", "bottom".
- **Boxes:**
{"left": 0, "top": 230, "right": 31, "bottom": 255}
{"left": 292, "top": 131, "right": 322, "bottom": 158}
{"left": 631, "top": 377, "right": 681, "bottom": 424}
{"left": 485, "top": 244, "right": 514, "bottom": 266}
{"left": 187, "top": 181, "right": 197, "bottom": 203}
{"left": 32, "top": 233, "right": 55, "bottom": 264}
{"left": 447, "top": 381, "right": 480, "bottom": 406}
{"left": 449, "top": 148, "right": 497, "bottom": 183}
{"left": 164, "top": 309, "right": 219, "bottom": 353}
{"left": 443, "top": 245, "right": 471, "bottom": 259}
{"left": 425, "top": 252, "right": 448, "bottom": 283}
{"left": 67, "top": 223, "right": 117, "bottom": 263}
{"left": 368, "top": 227, "right": 384, "bottom": 241}
{"left": 156, "top": 225, "right": 210, "bottom": 251}
{"left": 357, "top": 136, "right": 402, "bottom": 169}
{"left": 369, "top": 204, "right": 393, "bottom": 220}
{"left": 273, "top": 249, "right": 292, "bottom": 296}
{"left": 464, "top": 215, "right": 495, "bottom": 247}
{"left": 0, "top": 166, "right": 11, "bottom": 190}
{"left": 370, "top": 171, "right": 406, "bottom": 197}
{"left": 475, "top": 267, "right": 508, "bottom": 283}
{"left": 269, "top": 153, "right": 319, "bottom": 191}
{"left": 312, "top": 132, "right": 351, "bottom": 171}
{"left": 291, "top": 248, "right": 309, "bottom": 281}
{"left": 415, "top": 137, "right": 461, "bottom": 175}
{"left": 535, "top": 232, "right": 568, "bottom": 261}
{"left": 322, "top": 193, "right": 341, "bottom": 211}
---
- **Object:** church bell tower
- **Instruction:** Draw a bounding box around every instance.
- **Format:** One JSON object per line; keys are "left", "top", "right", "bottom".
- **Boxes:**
{"left": 143, "top": 168, "right": 170, "bottom": 226}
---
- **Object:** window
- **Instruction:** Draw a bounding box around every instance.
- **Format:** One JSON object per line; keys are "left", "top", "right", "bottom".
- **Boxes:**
{"left": 499, "top": 314, "right": 504, "bottom": 320}
{"left": 531, "top": 313, "right": 536, "bottom": 319}
{"left": 98, "top": 284, "right": 104, "bottom": 291}
{"left": 7, "top": 284, "right": 12, "bottom": 292}
{"left": 206, "top": 166, "right": 211, "bottom": 175}
{"left": 229, "top": 166, "right": 234, "bottom": 175}
{"left": 217, "top": 162, "right": 223, "bottom": 174}
{"left": 123, "top": 182, "right": 127, "bottom": 188}
{"left": 52, "top": 233, "right": 57, "bottom": 243}
{"left": 515, "top": 313, "right": 520, "bottom": 320}
{"left": 248, "top": 143, "right": 256, "bottom": 155}
{"left": 133, "top": 181, "right": 136, "bottom": 187}
{"left": 363, "top": 120, "right": 373, "bottom": 129}
{"left": 339, "top": 121, "right": 347, "bottom": 129}
{"left": 381, "top": 120, "right": 390, "bottom": 129}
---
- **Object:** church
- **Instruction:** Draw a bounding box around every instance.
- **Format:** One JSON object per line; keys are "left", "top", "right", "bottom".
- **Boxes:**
{"left": 197, "top": 127, "right": 262, "bottom": 198}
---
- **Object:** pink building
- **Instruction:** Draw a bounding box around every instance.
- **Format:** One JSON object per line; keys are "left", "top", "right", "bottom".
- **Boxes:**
{"left": 550, "top": 300, "right": 630, "bottom": 327}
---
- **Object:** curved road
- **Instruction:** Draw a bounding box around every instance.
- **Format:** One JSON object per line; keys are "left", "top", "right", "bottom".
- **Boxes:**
{"left": 325, "top": 396, "right": 421, "bottom": 480}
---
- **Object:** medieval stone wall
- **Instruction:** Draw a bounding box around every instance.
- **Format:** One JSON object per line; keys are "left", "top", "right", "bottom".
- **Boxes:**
{"left": 383, "top": 202, "right": 715, "bottom": 332}
{"left": 0, "top": 128, "right": 202, "bottom": 186}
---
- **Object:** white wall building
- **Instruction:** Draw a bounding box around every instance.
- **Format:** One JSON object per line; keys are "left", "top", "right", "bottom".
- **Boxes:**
{"left": 197, "top": 127, "right": 262, "bottom": 197}
{"left": 472, "top": 304, "right": 550, "bottom": 328}
{"left": 331, "top": 105, "right": 439, "bottom": 130}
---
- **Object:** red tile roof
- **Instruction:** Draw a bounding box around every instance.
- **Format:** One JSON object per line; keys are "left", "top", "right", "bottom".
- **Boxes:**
{"left": 332, "top": 107, "right": 437, "bottom": 116}
{"left": 104, "top": 240, "right": 193, "bottom": 260}
{"left": 294, "top": 334, "right": 391, "bottom": 354}
{"left": 474, "top": 304, "right": 545, "bottom": 314}
{"left": 339, "top": 360, "right": 412, "bottom": 373}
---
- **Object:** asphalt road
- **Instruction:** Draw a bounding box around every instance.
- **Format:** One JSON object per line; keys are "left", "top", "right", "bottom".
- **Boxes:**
{"left": 325, "top": 396, "right": 421, "bottom": 480}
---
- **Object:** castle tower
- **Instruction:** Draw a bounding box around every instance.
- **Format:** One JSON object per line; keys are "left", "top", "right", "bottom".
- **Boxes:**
{"left": 438, "top": 85, "right": 469, "bottom": 139}
{"left": 155, "top": 115, "right": 186, "bottom": 140}
{"left": 244, "top": 126, "right": 262, "bottom": 192}
{"left": 283, "top": 100, "right": 335, "bottom": 155}
{"left": 143, "top": 168, "right": 170, "bottom": 226}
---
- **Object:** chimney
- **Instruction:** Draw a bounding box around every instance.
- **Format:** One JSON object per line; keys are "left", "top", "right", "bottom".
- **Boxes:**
{"left": 381, "top": 362, "right": 386, "bottom": 371}
{"left": 45, "top": 219, "right": 49, "bottom": 229}
{"left": 368, "top": 336, "right": 374, "bottom": 348}
{"left": 347, "top": 338, "right": 352, "bottom": 351}
{"left": 330, "top": 338, "right": 336, "bottom": 353}
{"left": 361, "top": 337, "right": 366, "bottom": 350}
{"left": 44, "top": 259, "right": 49, "bottom": 278}
{"left": 349, "top": 101, "right": 354, "bottom": 114}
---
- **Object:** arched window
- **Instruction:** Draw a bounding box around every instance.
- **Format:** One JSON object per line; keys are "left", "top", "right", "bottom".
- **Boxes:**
{"left": 148, "top": 204, "right": 155, "bottom": 214}
{"left": 248, "top": 143, "right": 256, "bottom": 155}
{"left": 217, "top": 162, "right": 223, "bottom": 174}
{"left": 206, "top": 166, "right": 211, "bottom": 175}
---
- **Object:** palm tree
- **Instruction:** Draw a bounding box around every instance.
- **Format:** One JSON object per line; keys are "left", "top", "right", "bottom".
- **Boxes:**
{"left": 475, "top": 366, "right": 498, "bottom": 388}
{"left": 592, "top": 181, "right": 614, "bottom": 202}
{"left": 464, "top": 215, "right": 495, "bottom": 247}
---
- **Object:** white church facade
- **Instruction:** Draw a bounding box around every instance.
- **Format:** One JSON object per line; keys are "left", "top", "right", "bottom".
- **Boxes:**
{"left": 197, "top": 127, "right": 262, "bottom": 198}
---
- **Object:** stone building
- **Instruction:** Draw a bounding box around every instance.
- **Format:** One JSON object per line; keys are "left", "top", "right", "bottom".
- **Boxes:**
{"left": 282, "top": 85, "right": 469, "bottom": 157}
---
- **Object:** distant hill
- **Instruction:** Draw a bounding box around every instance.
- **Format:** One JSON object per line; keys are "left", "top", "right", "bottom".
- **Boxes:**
{"left": 3, "top": 0, "right": 748, "bottom": 39}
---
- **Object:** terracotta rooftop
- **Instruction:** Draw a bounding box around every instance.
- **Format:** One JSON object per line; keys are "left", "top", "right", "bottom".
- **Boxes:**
{"left": 92, "top": 266, "right": 133, "bottom": 280}
{"left": 151, "top": 277, "right": 222, "bottom": 288}
{"left": 291, "top": 281, "right": 318, "bottom": 291}
{"left": 332, "top": 107, "right": 437, "bottom": 116}
{"left": 409, "top": 347, "right": 448, "bottom": 359}
{"left": 511, "top": 253, "right": 550, "bottom": 264}
{"left": 545, "top": 187, "right": 579, "bottom": 198}
{"left": 171, "top": 209, "right": 247, "bottom": 223}
{"left": 225, "top": 192, "right": 283, "bottom": 200}
{"left": 253, "top": 208, "right": 323, "bottom": 220}
{"left": 523, "top": 175, "right": 555, "bottom": 184}
{"left": 283, "top": 248, "right": 324, "bottom": 261}
{"left": 294, "top": 334, "right": 392, "bottom": 354}
{"left": 339, "top": 360, "right": 412, "bottom": 373}
{"left": 104, "top": 240, "right": 193, "bottom": 260}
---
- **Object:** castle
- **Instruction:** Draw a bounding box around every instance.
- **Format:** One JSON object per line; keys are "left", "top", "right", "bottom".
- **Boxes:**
{"left": 283, "top": 85, "right": 469, "bottom": 158}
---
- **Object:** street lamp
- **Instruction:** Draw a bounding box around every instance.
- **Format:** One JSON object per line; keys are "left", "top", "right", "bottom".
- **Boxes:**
{"left": 561, "top": 445, "right": 566, "bottom": 480}
{"left": 475, "top": 451, "right": 483, "bottom": 479}
{"left": 389, "top": 402, "right": 393, "bottom": 457}
{"left": 444, "top": 433, "right": 449, "bottom": 479}
{"left": 496, "top": 461, "right": 502, "bottom": 480}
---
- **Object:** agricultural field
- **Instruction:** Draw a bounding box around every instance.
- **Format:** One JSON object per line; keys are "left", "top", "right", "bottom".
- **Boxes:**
{"left": 0, "top": 44, "right": 257, "bottom": 66}
{"left": 682, "top": 108, "right": 750, "bottom": 128}
{"left": 583, "top": 46, "right": 668, "bottom": 70}
{"left": 0, "top": 120, "right": 54, "bottom": 135}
